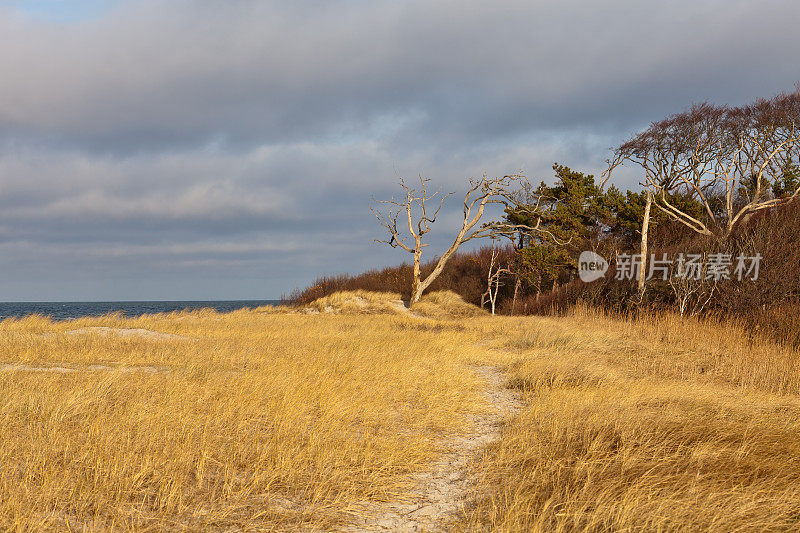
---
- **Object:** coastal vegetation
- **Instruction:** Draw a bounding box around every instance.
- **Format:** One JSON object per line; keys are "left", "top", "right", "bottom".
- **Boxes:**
{"left": 289, "top": 89, "right": 800, "bottom": 347}
{"left": 0, "top": 296, "right": 486, "bottom": 529}
{"left": 3, "top": 292, "right": 800, "bottom": 530}
{"left": 213, "top": 88, "right": 800, "bottom": 530}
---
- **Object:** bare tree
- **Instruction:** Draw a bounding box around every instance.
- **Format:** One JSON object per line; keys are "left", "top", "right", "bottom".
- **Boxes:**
{"left": 667, "top": 254, "right": 717, "bottom": 318}
{"left": 605, "top": 90, "right": 800, "bottom": 238}
{"left": 371, "top": 173, "right": 526, "bottom": 305}
{"left": 481, "top": 241, "right": 510, "bottom": 315}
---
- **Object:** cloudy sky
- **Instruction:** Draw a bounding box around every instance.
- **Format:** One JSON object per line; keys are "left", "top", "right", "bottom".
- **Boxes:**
{"left": 0, "top": 0, "right": 797, "bottom": 301}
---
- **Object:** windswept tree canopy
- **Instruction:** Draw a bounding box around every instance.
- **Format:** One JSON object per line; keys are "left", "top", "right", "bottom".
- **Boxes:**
{"left": 607, "top": 89, "right": 800, "bottom": 237}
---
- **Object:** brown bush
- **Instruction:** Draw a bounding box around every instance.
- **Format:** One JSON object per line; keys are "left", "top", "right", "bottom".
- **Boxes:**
{"left": 284, "top": 246, "right": 518, "bottom": 308}
{"left": 513, "top": 199, "right": 800, "bottom": 345}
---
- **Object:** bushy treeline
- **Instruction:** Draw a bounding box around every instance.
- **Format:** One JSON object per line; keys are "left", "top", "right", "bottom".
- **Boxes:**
{"left": 519, "top": 196, "right": 800, "bottom": 346}
{"left": 286, "top": 163, "right": 800, "bottom": 345}
{"left": 290, "top": 90, "right": 800, "bottom": 345}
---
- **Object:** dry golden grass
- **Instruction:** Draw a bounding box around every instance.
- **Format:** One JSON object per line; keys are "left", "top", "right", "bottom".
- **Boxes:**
{"left": 2, "top": 293, "right": 800, "bottom": 531}
{"left": 302, "top": 290, "right": 406, "bottom": 315}
{"left": 0, "top": 299, "right": 490, "bottom": 530}
{"left": 462, "top": 306, "right": 800, "bottom": 532}
{"left": 411, "top": 291, "right": 487, "bottom": 320}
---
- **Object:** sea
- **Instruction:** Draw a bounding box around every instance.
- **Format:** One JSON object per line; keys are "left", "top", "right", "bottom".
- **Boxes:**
{"left": 0, "top": 300, "right": 282, "bottom": 321}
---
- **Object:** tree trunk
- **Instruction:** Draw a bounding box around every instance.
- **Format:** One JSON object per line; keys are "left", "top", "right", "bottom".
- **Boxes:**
{"left": 411, "top": 239, "right": 461, "bottom": 304}
{"left": 511, "top": 277, "right": 520, "bottom": 316}
{"left": 638, "top": 190, "right": 652, "bottom": 300}
{"left": 410, "top": 238, "right": 423, "bottom": 304}
{"left": 410, "top": 283, "right": 423, "bottom": 304}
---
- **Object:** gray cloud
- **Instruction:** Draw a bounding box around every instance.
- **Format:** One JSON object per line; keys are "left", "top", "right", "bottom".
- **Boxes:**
{"left": 0, "top": 0, "right": 797, "bottom": 300}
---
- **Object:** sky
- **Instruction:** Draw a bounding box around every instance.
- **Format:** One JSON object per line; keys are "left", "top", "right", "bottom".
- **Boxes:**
{"left": 0, "top": 0, "right": 797, "bottom": 301}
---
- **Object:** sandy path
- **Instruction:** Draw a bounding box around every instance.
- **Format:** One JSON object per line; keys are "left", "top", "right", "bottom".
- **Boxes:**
{"left": 341, "top": 365, "right": 522, "bottom": 532}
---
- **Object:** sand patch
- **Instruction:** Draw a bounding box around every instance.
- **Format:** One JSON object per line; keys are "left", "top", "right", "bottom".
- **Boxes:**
{"left": 0, "top": 363, "right": 166, "bottom": 373}
{"left": 65, "top": 327, "right": 192, "bottom": 341}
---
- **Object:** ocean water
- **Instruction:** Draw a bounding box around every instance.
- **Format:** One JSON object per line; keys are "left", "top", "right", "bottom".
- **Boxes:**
{"left": 0, "top": 300, "right": 282, "bottom": 321}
